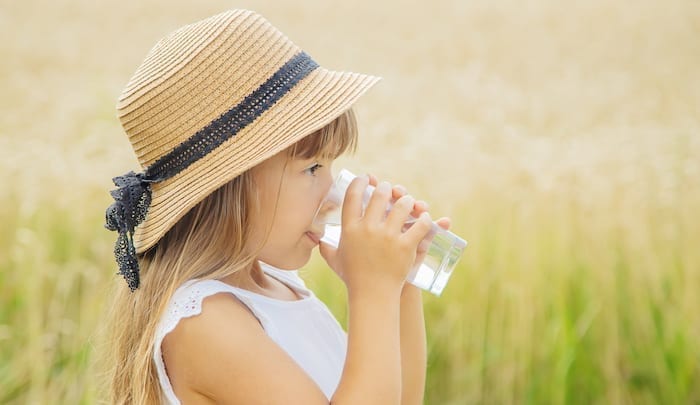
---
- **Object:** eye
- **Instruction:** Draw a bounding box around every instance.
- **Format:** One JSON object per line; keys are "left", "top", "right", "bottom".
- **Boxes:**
{"left": 304, "top": 163, "right": 323, "bottom": 176}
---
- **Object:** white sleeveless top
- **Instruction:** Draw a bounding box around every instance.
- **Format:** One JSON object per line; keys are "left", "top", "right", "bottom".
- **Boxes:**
{"left": 153, "top": 263, "right": 348, "bottom": 404}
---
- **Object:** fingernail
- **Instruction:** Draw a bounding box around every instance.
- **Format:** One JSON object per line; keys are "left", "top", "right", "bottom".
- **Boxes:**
{"left": 378, "top": 181, "right": 391, "bottom": 192}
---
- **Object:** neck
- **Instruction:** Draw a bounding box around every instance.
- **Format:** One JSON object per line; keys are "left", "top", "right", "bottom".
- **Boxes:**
{"left": 223, "top": 261, "right": 269, "bottom": 290}
{"left": 221, "top": 261, "right": 301, "bottom": 301}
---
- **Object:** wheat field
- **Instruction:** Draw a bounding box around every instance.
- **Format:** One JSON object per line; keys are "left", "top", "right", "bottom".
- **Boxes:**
{"left": 1, "top": 0, "right": 699, "bottom": 403}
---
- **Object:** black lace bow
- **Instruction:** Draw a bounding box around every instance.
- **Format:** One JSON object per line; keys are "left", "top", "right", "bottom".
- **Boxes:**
{"left": 104, "top": 171, "right": 153, "bottom": 291}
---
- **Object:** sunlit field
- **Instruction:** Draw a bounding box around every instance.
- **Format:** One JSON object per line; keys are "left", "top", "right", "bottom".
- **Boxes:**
{"left": 1, "top": 0, "right": 699, "bottom": 403}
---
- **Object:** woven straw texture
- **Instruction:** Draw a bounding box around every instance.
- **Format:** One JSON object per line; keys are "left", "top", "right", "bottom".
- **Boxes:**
{"left": 116, "top": 9, "right": 379, "bottom": 253}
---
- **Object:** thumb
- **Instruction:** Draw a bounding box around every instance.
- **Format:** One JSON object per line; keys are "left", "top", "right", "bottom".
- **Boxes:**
{"left": 319, "top": 242, "right": 344, "bottom": 280}
{"left": 319, "top": 241, "right": 338, "bottom": 268}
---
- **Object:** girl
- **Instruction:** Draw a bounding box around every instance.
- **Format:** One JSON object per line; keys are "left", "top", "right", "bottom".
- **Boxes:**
{"left": 105, "top": 9, "right": 449, "bottom": 404}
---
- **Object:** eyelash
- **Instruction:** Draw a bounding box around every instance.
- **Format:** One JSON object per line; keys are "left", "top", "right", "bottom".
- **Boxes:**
{"left": 305, "top": 163, "right": 322, "bottom": 176}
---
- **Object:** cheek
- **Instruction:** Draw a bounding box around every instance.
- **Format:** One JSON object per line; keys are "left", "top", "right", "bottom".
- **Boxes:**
{"left": 256, "top": 174, "right": 331, "bottom": 243}
{"left": 254, "top": 171, "right": 290, "bottom": 225}
{"left": 271, "top": 189, "right": 321, "bottom": 237}
{"left": 246, "top": 187, "right": 278, "bottom": 245}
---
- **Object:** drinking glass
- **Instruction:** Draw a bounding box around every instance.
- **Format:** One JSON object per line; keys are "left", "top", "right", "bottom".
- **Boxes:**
{"left": 313, "top": 169, "right": 467, "bottom": 296}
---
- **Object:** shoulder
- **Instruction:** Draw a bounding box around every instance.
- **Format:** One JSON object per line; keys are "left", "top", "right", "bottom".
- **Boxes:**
{"left": 157, "top": 279, "right": 256, "bottom": 339}
{"left": 161, "top": 285, "right": 328, "bottom": 403}
{"left": 160, "top": 290, "right": 261, "bottom": 401}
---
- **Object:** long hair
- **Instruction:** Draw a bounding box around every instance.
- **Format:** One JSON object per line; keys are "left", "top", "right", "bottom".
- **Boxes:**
{"left": 105, "top": 108, "right": 357, "bottom": 404}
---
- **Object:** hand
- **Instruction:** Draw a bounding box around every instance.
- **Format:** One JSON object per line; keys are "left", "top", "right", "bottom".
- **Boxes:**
{"left": 374, "top": 175, "right": 451, "bottom": 275}
{"left": 319, "top": 175, "right": 434, "bottom": 295}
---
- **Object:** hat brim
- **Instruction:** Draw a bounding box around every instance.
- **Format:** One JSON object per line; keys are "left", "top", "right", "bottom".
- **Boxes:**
{"left": 133, "top": 67, "right": 380, "bottom": 253}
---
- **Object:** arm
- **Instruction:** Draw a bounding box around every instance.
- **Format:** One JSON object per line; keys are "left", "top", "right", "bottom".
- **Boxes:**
{"left": 334, "top": 284, "right": 430, "bottom": 405}
{"left": 321, "top": 177, "right": 435, "bottom": 404}
{"left": 399, "top": 284, "right": 427, "bottom": 405}
{"left": 398, "top": 215, "right": 451, "bottom": 405}
{"left": 392, "top": 190, "right": 449, "bottom": 405}
{"left": 332, "top": 287, "right": 404, "bottom": 404}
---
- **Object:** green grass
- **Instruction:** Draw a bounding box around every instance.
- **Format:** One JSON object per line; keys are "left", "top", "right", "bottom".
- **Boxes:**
{"left": 0, "top": 194, "right": 110, "bottom": 404}
{"left": 2, "top": 171, "right": 698, "bottom": 403}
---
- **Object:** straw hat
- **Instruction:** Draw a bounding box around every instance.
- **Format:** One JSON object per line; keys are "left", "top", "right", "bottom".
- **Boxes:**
{"left": 105, "top": 9, "right": 379, "bottom": 290}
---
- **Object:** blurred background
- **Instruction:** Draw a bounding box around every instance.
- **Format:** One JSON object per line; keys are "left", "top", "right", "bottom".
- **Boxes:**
{"left": 1, "top": 0, "right": 699, "bottom": 403}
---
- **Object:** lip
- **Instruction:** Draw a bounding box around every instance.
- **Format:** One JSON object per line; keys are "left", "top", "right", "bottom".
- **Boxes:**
{"left": 305, "top": 231, "right": 321, "bottom": 245}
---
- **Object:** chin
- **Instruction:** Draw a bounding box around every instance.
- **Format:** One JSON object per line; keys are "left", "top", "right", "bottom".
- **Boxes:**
{"left": 265, "top": 251, "right": 312, "bottom": 270}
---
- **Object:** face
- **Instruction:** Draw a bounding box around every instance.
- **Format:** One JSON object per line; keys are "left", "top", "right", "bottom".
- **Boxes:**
{"left": 248, "top": 150, "right": 335, "bottom": 270}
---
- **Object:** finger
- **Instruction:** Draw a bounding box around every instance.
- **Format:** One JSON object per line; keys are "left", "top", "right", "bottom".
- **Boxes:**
{"left": 410, "top": 200, "right": 429, "bottom": 218}
{"left": 400, "top": 200, "right": 429, "bottom": 232}
{"left": 319, "top": 242, "right": 343, "bottom": 279}
{"left": 318, "top": 241, "right": 336, "bottom": 263}
{"left": 402, "top": 212, "right": 434, "bottom": 246}
{"left": 386, "top": 194, "right": 415, "bottom": 231}
{"left": 341, "top": 175, "right": 370, "bottom": 225}
{"left": 364, "top": 180, "right": 392, "bottom": 222}
{"left": 413, "top": 248, "right": 428, "bottom": 268}
{"left": 435, "top": 217, "right": 451, "bottom": 230}
{"left": 392, "top": 184, "right": 407, "bottom": 201}
{"left": 368, "top": 173, "right": 378, "bottom": 187}
{"left": 415, "top": 233, "right": 432, "bottom": 255}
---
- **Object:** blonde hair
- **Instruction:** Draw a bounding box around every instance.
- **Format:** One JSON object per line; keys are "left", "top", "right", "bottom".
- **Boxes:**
{"left": 105, "top": 109, "right": 357, "bottom": 404}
